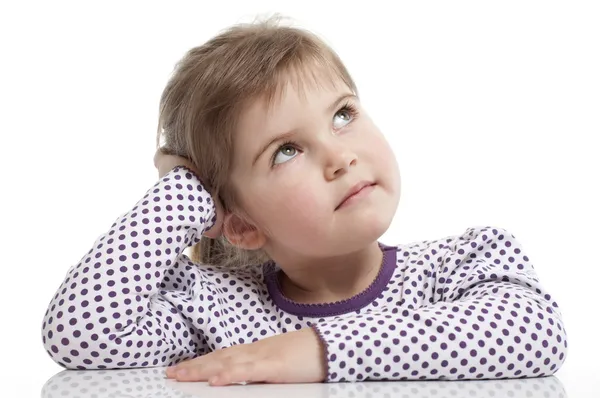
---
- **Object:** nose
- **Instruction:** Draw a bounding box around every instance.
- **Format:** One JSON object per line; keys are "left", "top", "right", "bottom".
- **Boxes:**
{"left": 323, "top": 140, "right": 358, "bottom": 180}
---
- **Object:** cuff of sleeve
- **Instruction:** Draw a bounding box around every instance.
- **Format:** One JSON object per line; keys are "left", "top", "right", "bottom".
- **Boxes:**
{"left": 169, "top": 165, "right": 217, "bottom": 234}
{"left": 310, "top": 323, "right": 331, "bottom": 383}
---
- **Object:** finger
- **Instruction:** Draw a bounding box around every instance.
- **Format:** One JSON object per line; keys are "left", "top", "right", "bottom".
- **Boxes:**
{"left": 167, "top": 347, "right": 249, "bottom": 381}
{"left": 174, "top": 363, "right": 223, "bottom": 382}
{"left": 166, "top": 360, "right": 206, "bottom": 379}
{"left": 166, "top": 364, "right": 191, "bottom": 379}
{"left": 172, "top": 354, "right": 237, "bottom": 382}
{"left": 211, "top": 361, "right": 260, "bottom": 386}
{"left": 165, "top": 366, "right": 176, "bottom": 378}
{"left": 172, "top": 351, "right": 236, "bottom": 371}
{"left": 165, "top": 356, "right": 203, "bottom": 378}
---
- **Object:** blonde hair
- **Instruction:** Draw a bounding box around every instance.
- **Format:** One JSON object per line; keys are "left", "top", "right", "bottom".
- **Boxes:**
{"left": 155, "top": 15, "right": 358, "bottom": 269}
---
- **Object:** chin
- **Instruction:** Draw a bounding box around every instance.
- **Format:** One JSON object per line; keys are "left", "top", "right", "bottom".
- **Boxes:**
{"left": 344, "top": 214, "right": 392, "bottom": 249}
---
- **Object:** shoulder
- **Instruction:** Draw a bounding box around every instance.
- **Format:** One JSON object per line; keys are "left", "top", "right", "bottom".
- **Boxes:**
{"left": 442, "top": 225, "right": 535, "bottom": 277}
{"left": 451, "top": 225, "right": 523, "bottom": 249}
{"left": 390, "top": 225, "right": 525, "bottom": 264}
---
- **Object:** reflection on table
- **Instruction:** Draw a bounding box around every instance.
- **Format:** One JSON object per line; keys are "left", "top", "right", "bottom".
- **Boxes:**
{"left": 42, "top": 367, "right": 567, "bottom": 398}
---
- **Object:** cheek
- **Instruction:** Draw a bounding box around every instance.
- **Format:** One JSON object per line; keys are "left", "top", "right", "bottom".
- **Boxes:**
{"left": 369, "top": 135, "right": 395, "bottom": 167}
{"left": 261, "top": 182, "right": 331, "bottom": 237}
{"left": 278, "top": 181, "right": 325, "bottom": 220}
{"left": 369, "top": 135, "right": 401, "bottom": 190}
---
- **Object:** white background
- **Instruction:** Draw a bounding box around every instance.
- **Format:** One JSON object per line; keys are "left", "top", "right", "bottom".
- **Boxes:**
{"left": 0, "top": 0, "right": 598, "bottom": 396}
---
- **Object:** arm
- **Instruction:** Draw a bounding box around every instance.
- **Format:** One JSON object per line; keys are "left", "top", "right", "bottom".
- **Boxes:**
{"left": 41, "top": 165, "right": 217, "bottom": 369}
{"left": 311, "top": 226, "right": 568, "bottom": 382}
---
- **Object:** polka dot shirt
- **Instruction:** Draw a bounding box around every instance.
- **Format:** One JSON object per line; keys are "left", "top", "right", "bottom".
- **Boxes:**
{"left": 41, "top": 165, "right": 568, "bottom": 382}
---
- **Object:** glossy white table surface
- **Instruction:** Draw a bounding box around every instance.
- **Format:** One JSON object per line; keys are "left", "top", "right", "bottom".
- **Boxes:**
{"left": 39, "top": 367, "right": 578, "bottom": 398}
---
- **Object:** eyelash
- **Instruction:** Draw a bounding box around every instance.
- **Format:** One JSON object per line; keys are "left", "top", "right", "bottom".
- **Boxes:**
{"left": 269, "top": 101, "right": 360, "bottom": 168}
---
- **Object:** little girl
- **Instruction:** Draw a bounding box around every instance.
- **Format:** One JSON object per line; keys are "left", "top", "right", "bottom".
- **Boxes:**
{"left": 41, "top": 16, "right": 568, "bottom": 386}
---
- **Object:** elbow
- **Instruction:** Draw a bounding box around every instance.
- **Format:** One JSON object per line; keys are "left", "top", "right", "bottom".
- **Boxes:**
{"left": 549, "top": 319, "right": 568, "bottom": 375}
{"left": 545, "top": 295, "right": 569, "bottom": 375}
{"left": 43, "top": 345, "right": 107, "bottom": 370}
{"left": 536, "top": 304, "right": 569, "bottom": 376}
{"left": 42, "top": 325, "right": 100, "bottom": 370}
{"left": 42, "top": 334, "right": 85, "bottom": 370}
{"left": 42, "top": 333, "right": 118, "bottom": 370}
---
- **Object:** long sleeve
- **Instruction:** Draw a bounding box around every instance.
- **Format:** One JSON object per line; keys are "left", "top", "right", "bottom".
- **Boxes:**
{"left": 41, "top": 165, "right": 217, "bottom": 369}
{"left": 311, "top": 226, "right": 568, "bottom": 382}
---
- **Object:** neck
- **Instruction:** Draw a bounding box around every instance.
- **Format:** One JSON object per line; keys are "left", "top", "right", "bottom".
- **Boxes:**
{"left": 276, "top": 241, "right": 383, "bottom": 304}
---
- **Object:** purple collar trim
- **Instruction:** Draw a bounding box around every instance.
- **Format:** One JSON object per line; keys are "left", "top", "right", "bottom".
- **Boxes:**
{"left": 263, "top": 242, "right": 398, "bottom": 317}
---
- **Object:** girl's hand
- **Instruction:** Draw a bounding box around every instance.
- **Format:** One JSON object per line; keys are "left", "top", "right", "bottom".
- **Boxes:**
{"left": 153, "top": 148, "right": 224, "bottom": 239}
{"left": 165, "top": 327, "right": 328, "bottom": 386}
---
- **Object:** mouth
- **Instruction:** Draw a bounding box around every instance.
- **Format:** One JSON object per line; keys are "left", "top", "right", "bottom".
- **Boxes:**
{"left": 335, "top": 182, "right": 376, "bottom": 210}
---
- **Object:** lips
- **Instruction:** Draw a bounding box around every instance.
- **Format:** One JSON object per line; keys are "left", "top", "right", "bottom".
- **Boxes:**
{"left": 336, "top": 181, "right": 376, "bottom": 210}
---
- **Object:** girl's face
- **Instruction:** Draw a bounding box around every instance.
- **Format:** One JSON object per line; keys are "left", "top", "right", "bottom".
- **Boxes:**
{"left": 229, "top": 74, "right": 401, "bottom": 260}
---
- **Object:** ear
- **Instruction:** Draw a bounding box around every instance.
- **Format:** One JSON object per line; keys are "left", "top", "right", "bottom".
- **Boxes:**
{"left": 222, "top": 213, "right": 267, "bottom": 250}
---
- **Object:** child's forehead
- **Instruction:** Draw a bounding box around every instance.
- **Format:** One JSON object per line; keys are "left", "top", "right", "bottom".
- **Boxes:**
{"left": 259, "top": 65, "right": 351, "bottom": 112}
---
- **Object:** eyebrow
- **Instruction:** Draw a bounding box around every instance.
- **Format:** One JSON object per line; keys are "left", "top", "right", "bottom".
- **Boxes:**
{"left": 252, "top": 93, "right": 357, "bottom": 166}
